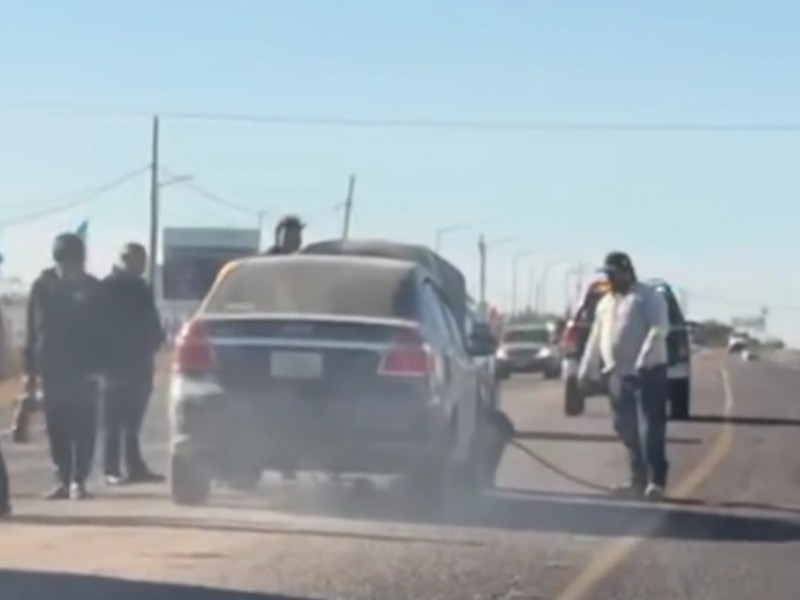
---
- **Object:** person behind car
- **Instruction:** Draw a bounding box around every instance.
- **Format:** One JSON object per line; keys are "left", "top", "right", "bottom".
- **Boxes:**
{"left": 24, "top": 233, "right": 106, "bottom": 500}
{"left": 265, "top": 215, "right": 304, "bottom": 255}
{"left": 102, "top": 242, "right": 165, "bottom": 485}
{"left": 577, "top": 251, "right": 670, "bottom": 501}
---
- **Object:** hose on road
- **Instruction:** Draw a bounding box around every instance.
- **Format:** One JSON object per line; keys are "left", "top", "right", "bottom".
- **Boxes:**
{"left": 506, "top": 438, "right": 613, "bottom": 493}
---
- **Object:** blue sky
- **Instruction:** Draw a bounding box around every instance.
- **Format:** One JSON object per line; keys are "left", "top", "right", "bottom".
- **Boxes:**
{"left": 1, "top": 1, "right": 799, "bottom": 339}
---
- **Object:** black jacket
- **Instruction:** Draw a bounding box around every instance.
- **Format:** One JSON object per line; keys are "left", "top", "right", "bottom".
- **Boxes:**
{"left": 24, "top": 268, "right": 106, "bottom": 384}
{"left": 102, "top": 268, "right": 164, "bottom": 379}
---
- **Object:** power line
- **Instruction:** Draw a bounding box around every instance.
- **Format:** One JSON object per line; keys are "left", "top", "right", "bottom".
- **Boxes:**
{"left": 160, "top": 167, "right": 258, "bottom": 216}
{"left": 5, "top": 101, "right": 800, "bottom": 133}
{"left": 0, "top": 165, "right": 149, "bottom": 228}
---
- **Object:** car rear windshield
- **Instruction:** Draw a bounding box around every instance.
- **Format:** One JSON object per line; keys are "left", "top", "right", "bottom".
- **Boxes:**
{"left": 203, "top": 258, "right": 418, "bottom": 319}
{"left": 503, "top": 328, "right": 551, "bottom": 343}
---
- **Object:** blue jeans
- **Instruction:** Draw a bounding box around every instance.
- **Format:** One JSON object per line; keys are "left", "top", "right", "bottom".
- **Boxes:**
{"left": 608, "top": 365, "right": 669, "bottom": 487}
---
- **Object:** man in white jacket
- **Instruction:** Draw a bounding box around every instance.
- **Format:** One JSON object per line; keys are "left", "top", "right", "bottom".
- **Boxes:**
{"left": 578, "top": 252, "right": 670, "bottom": 500}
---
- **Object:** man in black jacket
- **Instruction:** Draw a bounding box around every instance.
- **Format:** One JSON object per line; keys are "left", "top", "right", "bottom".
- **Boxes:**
{"left": 265, "top": 215, "right": 304, "bottom": 255}
{"left": 102, "top": 243, "right": 165, "bottom": 485}
{"left": 25, "top": 233, "right": 105, "bottom": 500}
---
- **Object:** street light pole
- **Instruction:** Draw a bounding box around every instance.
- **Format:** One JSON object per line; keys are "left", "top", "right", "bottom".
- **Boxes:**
{"left": 538, "top": 258, "right": 572, "bottom": 314}
{"left": 511, "top": 250, "right": 537, "bottom": 318}
{"left": 478, "top": 235, "right": 513, "bottom": 318}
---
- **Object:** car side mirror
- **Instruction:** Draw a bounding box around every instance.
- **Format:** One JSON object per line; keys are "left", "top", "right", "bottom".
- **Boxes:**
{"left": 468, "top": 324, "right": 497, "bottom": 357}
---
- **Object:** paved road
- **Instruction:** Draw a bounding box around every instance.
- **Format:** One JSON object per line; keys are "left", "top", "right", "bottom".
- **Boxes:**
{"left": 1, "top": 351, "right": 799, "bottom": 599}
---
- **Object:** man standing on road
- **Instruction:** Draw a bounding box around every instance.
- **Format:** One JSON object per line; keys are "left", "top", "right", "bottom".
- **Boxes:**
{"left": 265, "top": 215, "right": 304, "bottom": 255}
{"left": 24, "top": 233, "right": 106, "bottom": 500}
{"left": 578, "top": 252, "right": 670, "bottom": 500}
{"left": 102, "top": 243, "right": 165, "bottom": 485}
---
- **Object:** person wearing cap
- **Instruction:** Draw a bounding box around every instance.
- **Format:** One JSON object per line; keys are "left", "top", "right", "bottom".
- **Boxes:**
{"left": 101, "top": 243, "right": 165, "bottom": 485}
{"left": 23, "top": 233, "right": 106, "bottom": 500}
{"left": 577, "top": 251, "right": 670, "bottom": 500}
{"left": 265, "top": 215, "right": 304, "bottom": 255}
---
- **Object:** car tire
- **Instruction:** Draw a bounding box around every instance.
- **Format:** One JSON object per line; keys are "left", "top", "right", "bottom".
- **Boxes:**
{"left": 669, "top": 378, "right": 691, "bottom": 421}
{"left": 564, "top": 377, "right": 586, "bottom": 416}
{"left": 544, "top": 365, "right": 561, "bottom": 380}
{"left": 171, "top": 453, "right": 211, "bottom": 506}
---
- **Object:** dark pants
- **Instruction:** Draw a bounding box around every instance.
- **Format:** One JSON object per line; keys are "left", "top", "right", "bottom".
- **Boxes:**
{"left": 103, "top": 378, "right": 152, "bottom": 477}
{"left": 608, "top": 365, "right": 669, "bottom": 487}
{"left": 0, "top": 443, "right": 9, "bottom": 509}
{"left": 43, "top": 379, "right": 99, "bottom": 486}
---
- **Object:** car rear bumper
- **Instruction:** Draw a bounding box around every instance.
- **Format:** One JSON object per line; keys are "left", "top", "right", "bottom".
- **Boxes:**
{"left": 171, "top": 394, "right": 449, "bottom": 476}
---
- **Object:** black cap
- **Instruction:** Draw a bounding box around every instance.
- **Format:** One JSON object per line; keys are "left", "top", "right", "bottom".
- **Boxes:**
{"left": 602, "top": 251, "right": 634, "bottom": 274}
{"left": 276, "top": 214, "right": 305, "bottom": 231}
{"left": 52, "top": 233, "right": 86, "bottom": 263}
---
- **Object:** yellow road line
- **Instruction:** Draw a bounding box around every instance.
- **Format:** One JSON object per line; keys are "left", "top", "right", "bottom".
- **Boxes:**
{"left": 555, "top": 368, "right": 735, "bottom": 600}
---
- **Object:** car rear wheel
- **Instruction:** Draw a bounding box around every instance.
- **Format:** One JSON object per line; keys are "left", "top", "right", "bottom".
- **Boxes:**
{"left": 564, "top": 377, "right": 586, "bottom": 416}
{"left": 669, "top": 378, "right": 691, "bottom": 421}
{"left": 171, "top": 453, "right": 211, "bottom": 506}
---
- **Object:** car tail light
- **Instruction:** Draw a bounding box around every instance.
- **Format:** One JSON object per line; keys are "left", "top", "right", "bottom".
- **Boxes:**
{"left": 379, "top": 329, "right": 432, "bottom": 377}
{"left": 174, "top": 319, "right": 216, "bottom": 374}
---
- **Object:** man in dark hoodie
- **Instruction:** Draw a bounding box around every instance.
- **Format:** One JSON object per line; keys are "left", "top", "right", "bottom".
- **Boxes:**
{"left": 102, "top": 242, "right": 165, "bottom": 485}
{"left": 24, "top": 233, "right": 105, "bottom": 500}
{"left": 265, "top": 215, "right": 304, "bottom": 255}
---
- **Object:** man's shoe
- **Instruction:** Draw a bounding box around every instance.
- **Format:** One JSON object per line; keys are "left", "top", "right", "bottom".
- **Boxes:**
{"left": 611, "top": 481, "right": 646, "bottom": 499}
{"left": 44, "top": 484, "right": 70, "bottom": 500}
{"left": 645, "top": 483, "right": 666, "bottom": 502}
{"left": 105, "top": 473, "right": 124, "bottom": 486}
{"left": 69, "top": 482, "right": 90, "bottom": 501}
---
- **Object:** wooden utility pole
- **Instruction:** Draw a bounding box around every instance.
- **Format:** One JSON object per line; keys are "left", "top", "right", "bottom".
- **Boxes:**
{"left": 478, "top": 234, "right": 487, "bottom": 318}
{"left": 147, "top": 116, "right": 160, "bottom": 291}
{"left": 341, "top": 173, "right": 356, "bottom": 240}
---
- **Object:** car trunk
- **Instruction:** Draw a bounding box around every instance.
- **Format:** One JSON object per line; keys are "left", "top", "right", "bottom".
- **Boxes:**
{"left": 201, "top": 317, "right": 431, "bottom": 440}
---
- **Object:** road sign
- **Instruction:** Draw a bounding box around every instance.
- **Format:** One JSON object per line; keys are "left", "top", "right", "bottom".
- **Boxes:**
{"left": 731, "top": 316, "right": 766, "bottom": 330}
{"left": 162, "top": 228, "right": 259, "bottom": 301}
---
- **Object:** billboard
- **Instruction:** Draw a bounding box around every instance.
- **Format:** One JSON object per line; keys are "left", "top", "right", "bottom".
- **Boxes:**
{"left": 162, "top": 227, "right": 260, "bottom": 301}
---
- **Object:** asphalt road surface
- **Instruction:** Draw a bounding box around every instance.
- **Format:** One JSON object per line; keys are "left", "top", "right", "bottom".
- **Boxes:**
{"left": 1, "top": 350, "right": 800, "bottom": 600}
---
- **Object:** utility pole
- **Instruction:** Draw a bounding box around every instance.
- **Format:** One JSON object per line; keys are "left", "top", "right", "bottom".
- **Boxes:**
{"left": 341, "top": 173, "right": 356, "bottom": 241}
{"left": 147, "top": 115, "right": 160, "bottom": 291}
{"left": 478, "top": 234, "right": 487, "bottom": 318}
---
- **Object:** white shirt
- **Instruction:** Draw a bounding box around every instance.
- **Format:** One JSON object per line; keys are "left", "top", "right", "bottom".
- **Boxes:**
{"left": 579, "top": 281, "right": 669, "bottom": 379}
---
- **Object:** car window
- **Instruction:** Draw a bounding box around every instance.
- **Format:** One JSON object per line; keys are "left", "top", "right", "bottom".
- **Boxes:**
{"left": 418, "top": 281, "right": 452, "bottom": 347}
{"left": 653, "top": 285, "right": 686, "bottom": 325}
{"left": 436, "top": 292, "right": 469, "bottom": 354}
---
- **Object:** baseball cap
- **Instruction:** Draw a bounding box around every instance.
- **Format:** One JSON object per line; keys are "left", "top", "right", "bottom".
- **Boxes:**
{"left": 601, "top": 251, "right": 634, "bottom": 274}
{"left": 276, "top": 215, "right": 305, "bottom": 230}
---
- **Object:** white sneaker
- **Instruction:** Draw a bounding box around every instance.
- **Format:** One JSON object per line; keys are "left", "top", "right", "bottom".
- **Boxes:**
{"left": 645, "top": 483, "right": 665, "bottom": 501}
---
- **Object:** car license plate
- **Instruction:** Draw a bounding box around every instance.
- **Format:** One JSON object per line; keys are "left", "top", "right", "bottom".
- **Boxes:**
{"left": 270, "top": 351, "right": 323, "bottom": 379}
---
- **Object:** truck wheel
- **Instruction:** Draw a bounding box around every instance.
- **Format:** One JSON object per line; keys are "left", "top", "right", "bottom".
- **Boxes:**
{"left": 669, "top": 378, "right": 691, "bottom": 421}
{"left": 564, "top": 377, "right": 585, "bottom": 416}
{"left": 171, "top": 453, "right": 211, "bottom": 506}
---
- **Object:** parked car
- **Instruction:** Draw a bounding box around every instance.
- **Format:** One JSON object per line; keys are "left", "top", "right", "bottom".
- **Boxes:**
{"left": 560, "top": 278, "right": 692, "bottom": 420}
{"left": 168, "top": 254, "right": 493, "bottom": 505}
{"left": 496, "top": 322, "right": 562, "bottom": 379}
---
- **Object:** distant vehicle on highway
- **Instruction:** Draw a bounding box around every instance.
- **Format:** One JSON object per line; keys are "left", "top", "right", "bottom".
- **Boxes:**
{"left": 495, "top": 322, "right": 562, "bottom": 380}
{"left": 168, "top": 254, "right": 493, "bottom": 506}
{"left": 728, "top": 331, "right": 750, "bottom": 354}
{"left": 559, "top": 277, "right": 692, "bottom": 420}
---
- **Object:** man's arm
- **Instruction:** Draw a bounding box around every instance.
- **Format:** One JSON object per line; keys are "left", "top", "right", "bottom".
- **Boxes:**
{"left": 23, "top": 280, "right": 42, "bottom": 382}
{"left": 143, "top": 283, "right": 165, "bottom": 352}
{"left": 578, "top": 298, "right": 605, "bottom": 381}
{"left": 635, "top": 287, "right": 669, "bottom": 370}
